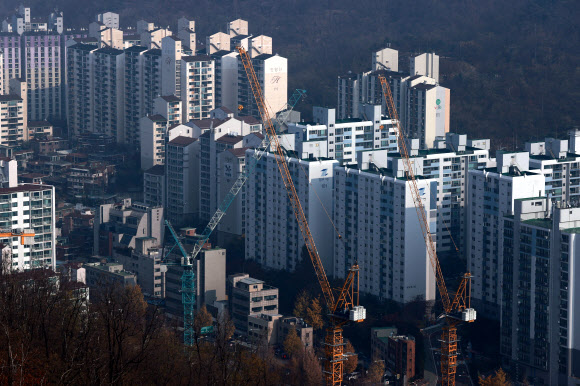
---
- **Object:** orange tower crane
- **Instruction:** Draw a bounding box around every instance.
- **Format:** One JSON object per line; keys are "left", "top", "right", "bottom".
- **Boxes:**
{"left": 378, "top": 74, "right": 476, "bottom": 386}
{"left": 237, "top": 46, "right": 366, "bottom": 386}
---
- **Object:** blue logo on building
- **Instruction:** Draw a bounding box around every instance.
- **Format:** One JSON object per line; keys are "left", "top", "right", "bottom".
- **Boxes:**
{"left": 321, "top": 168, "right": 328, "bottom": 177}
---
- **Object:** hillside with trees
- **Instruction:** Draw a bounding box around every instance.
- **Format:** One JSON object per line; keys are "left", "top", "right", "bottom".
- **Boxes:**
{"left": 1, "top": 0, "right": 577, "bottom": 146}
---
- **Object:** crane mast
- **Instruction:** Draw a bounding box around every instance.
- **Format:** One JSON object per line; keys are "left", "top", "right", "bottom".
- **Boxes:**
{"left": 237, "top": 46, "right": 364, "bottom": 386}
{"left": 378, "top": 75, "right": 475, "bottom": 386}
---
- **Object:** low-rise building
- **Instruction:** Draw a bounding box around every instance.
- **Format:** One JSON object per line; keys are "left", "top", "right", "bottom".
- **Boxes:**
{"left": 227, "top": 273, "right": 279, "bottom": 335}
{"left": 277, "top": 316, "right": 314, "bottom": 351}
{"left": 84, "top": 262, "right": 137, "bottom": 294}
{"left": 115, "top": 236, "right": 164, "bottom": 298}
{"left": 94, "top": 198, "right": 164, "bottom": 257}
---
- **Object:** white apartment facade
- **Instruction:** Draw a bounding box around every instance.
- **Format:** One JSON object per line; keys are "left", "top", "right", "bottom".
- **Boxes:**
{"left": 0, "top": 94, "right": 25, "bottom": 146}
{"left": 333, "top": 165, "right": 437, "bottom": 303}
{"left": 501, "top": 199, "right": 580, "bottom": 385}
{"left": 385, "top": 133, "right": 492, "bottom": 256}
{"left": 238, "top": 53, "right": 287, "bottom": 119}
{"left": 197, "top": 113, "right": 262, "bottom": 222}
{"left": 180, "top": 55, "right": 215, "bottom": 121}
{"left": 525, "top": 133, "right": 580, "bottom": 204}
{"left": 245, "top": 152, "right": 338, "bottom": 273}
{"left": 0, "top": 183, "right": 56, "bottom": 271}
{"left": 287, "top": 105, "right": 398, "bottom": 165}
{"left": 21, "top": 32, "right": 63, "bottom": 121}
{"left": 140, "top": 114, "right": 167, "bottom": 170}
{"left": 467, "top": 152, "right": 545, "bottom": 318}
{"left": 212, "top": 50, "right": 238, "bottom": 113}
{"left": 139, "top": 95, "right": 183, "bottom": 169}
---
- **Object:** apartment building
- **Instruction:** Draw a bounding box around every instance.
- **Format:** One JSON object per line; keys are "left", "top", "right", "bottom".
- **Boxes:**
{"left": 338, "top": 48, "right": 448, "bottom": 149}
{"left": 238, "top": 53, "right": 287, "bottom": 119}
{"left": 140, "top": 114, "right": 167, "bottom": 170}
{"left": 93, "top": 47, "right": 124, "bottom": 142}
{"left": 69, "top": 42, "right": 167, "bottom": 145}
{"left": 410, "top": 52, "right": 439, "bottom": 82}
{"left": 0, "top": 183, "right": 55, "bottom": 271}
{"left": 84, "top": 262, "right": 136, "bottom": 292}
{"left": 245, "top": 151, "right": 338, "bottom": 273}
{"left": 405, "top": 75, "right": 450, "bottom": 149}
{"left": 66, "top": 43, "right": 97, "bottom": 134}
{"left": 385, "top": 133, "right": 492, "bottom": 256}
{"left": 215, "top": 147, "right": 248, "bottom": 239}
{"left": 227, "top": 273, "right": 279, "bottom": 335}
{"left": 501, "top": 198, "right": 580, "bottom": 385}
{"left": 139, "top": 95, "right": 184, "bottom": 169}
{"left": 180, "top": 55, "right": 215, "bottom": 121}
{"left": 287, "top": 104, "right": 398, "bottom": 165}
{"left": 372, "top": 47, "right": 398, "bottom": 71}
{"left": 21, "top": 32, "right": 63, "bottom": 121}
{"left": 166, "top": 136, "right": 199, "bottom": 226}
{"left": 160, "top": 36, "right": 182, "bottom": 98}
{"left": 94, "top": 198, "right": 164, "bottom": 257}
{"left": 88, "top": 21, "right": 123, "bottom": 49}
{"left": 115, "top": 236, "right": 164, "bottom": 298}
{"left": 212, "top": 50, "right": 238, "bottom": 113}
{"left": 387, "top": 335, "right": 416, "bottom": 384}
{"left": 333, "top": 164, "right": 437, "bottom": 303}
{"left": 2, "top": 6, "right": 63, "bottom": 35}
{"left": 467, "top": 152, "right": 545, "bottom": 318}
{"left": 176, "top": 17, "right": 195, "bottom": 52}
{"left": 0, "top": 94, "right": 25, "bottom": 146}
{"left": 96, "top": 12, "right": 119, "bottom": 29}
{"left": 124, "top": 45, "right": 148, "bottom": 146}
{"left": 197, "top": 113, "right": 262, "bottom": 223}
{"left": 525, "top": 132, "right": 580, "bottom": 204}
{"left": 0, "top": 33, "right": 22, "bottom": 94}
{"left": 143, "top": 164, "right": 165, "bottom": 207}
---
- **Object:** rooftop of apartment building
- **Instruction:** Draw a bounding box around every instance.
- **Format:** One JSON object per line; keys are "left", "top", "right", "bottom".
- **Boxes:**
{"left": 85, "top": 262, "right": 135, "bottom": 277}
{"left": 370, "top": 69, "right": 409, "bottom": 78}
{"left": 125, "top": 45, "right": 148, "bottom": 53}
{"left": 168, "top": 136, "right": 197, "bottom": 147}
{"left": 196, "top": 118, "right": 230, "bottom": 131}
{"left": 71, "top": 43, "right": 98, "bottom": 51}
{"left": 227, "top": 147, "right": 249, "bottom": 157}
{"left": 147, "top": 114, "right": 166, "bottom": 122}
{"left": 182, "top": 54, "right": 212, "bottom": 62}
{"left": 94, "top": 47, "right": 124, "bottom": 55}
{"left": 145, "top": 164, "right": 165, "bottom": 176}
{"left": 216, "top": 134, "right": 243, "bottom": 145}
{"left": 340, "top": 162, "right": 430, "bottom": 181}
{"left": 529, "top": 152, "right": 580, "bottom": 162}
{"left": 0, "top": 183, "right": 52, "bottom": 193}
{"left": 160, "top": 95, "right": 181, "bottom": 103}
{"left": 0, "top": 95, "right": 23, "bottom": 102}
{"left": 412, "top": 83, "right": 436, "bottom": 91}
{"left": 143, "top": 49, "right": 161, "bottom": 55}
{"left": 386, "top": 146, "right": 485, "bottom": 160}
{"left": 481, "top": 167, "right": 541, "bottom": 178}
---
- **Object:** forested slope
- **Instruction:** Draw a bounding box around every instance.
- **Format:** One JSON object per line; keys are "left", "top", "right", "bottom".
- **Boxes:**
{"left": 2, "top": 0, "right": 578, "bottom": 146}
